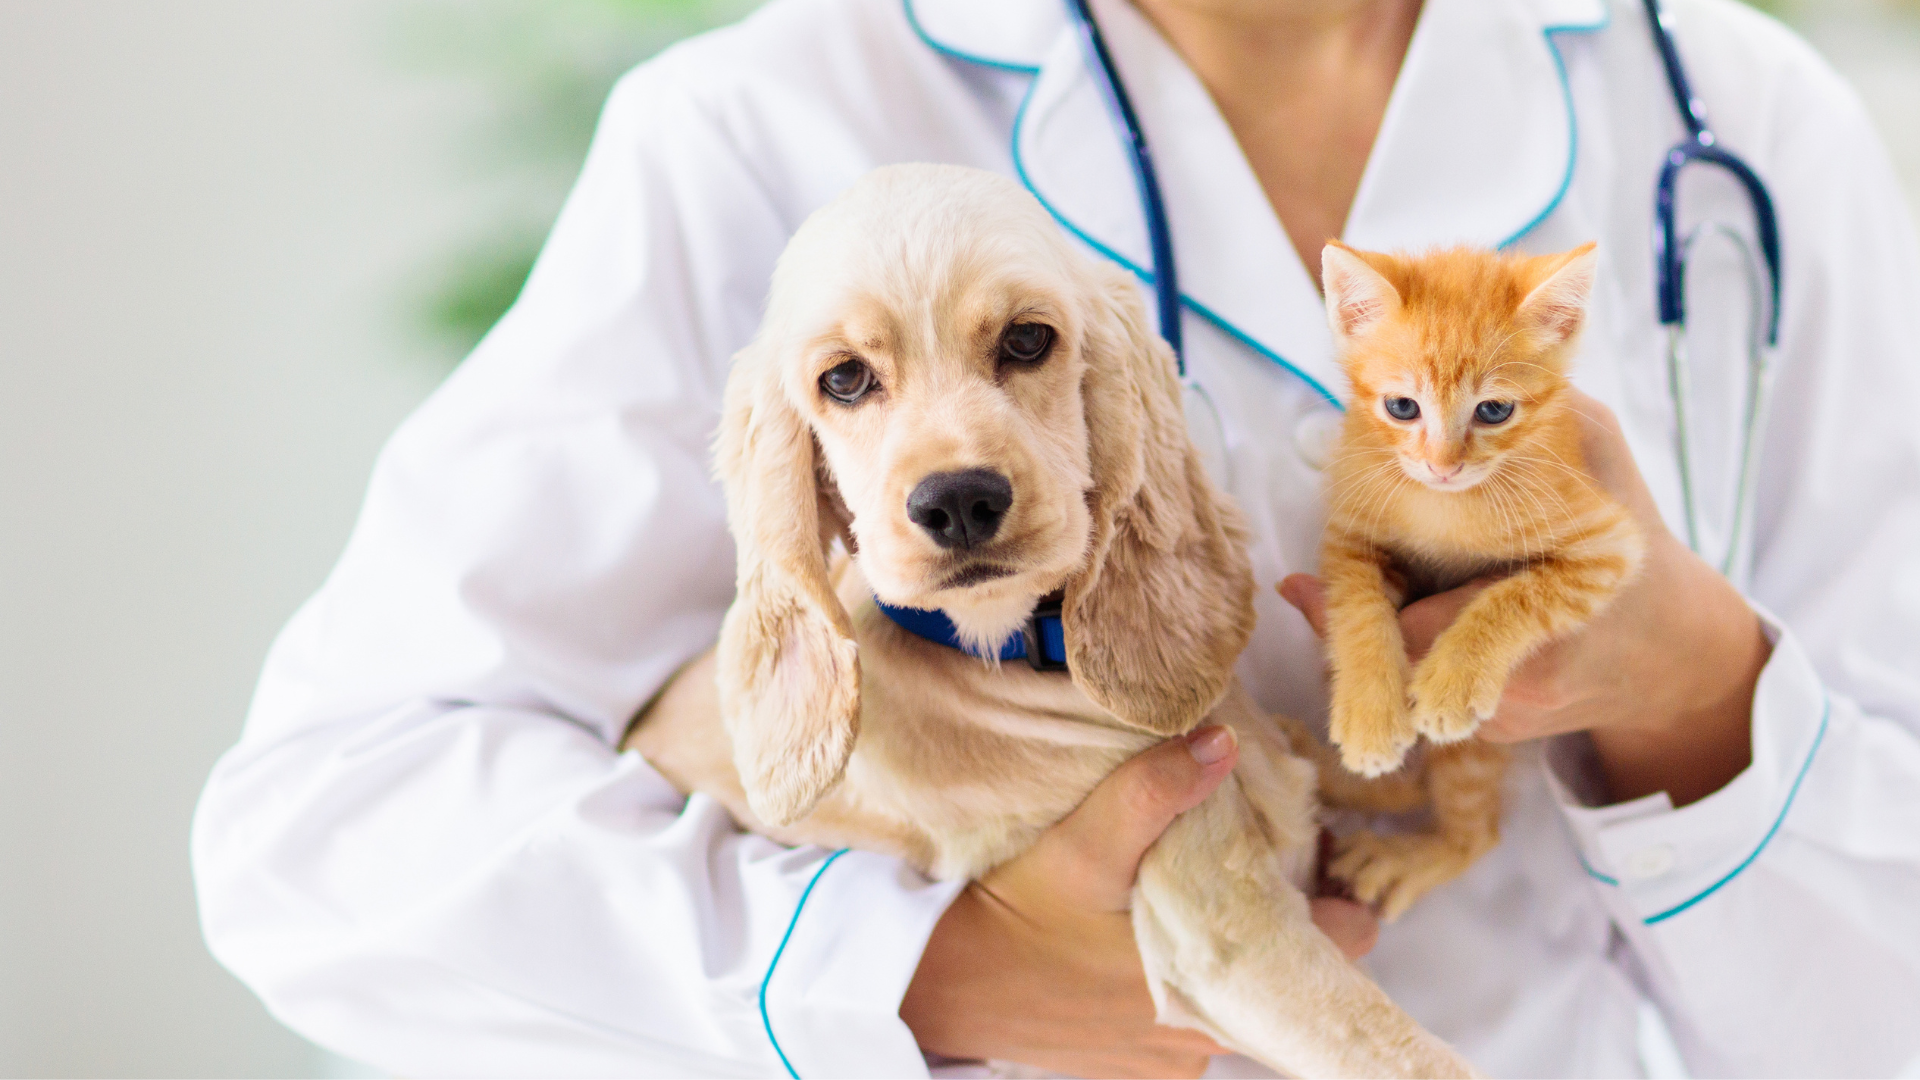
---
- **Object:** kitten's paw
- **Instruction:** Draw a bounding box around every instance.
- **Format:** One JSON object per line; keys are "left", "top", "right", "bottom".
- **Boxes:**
{"left": 1329, "top": 831, "right": 1477, "bottom": 922}
{"left": 1329, "top": 689, "right": 1416, "bottom": 777}
{"left": 1408, "top": 659, "right": 1503, "bottom": 743}
{"left": 1337, "top": 737, "right": 1415, "bottom": 779}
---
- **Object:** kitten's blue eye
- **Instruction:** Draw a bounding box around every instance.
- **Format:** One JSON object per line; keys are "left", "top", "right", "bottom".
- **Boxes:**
{"left": 1474, "top": 400, "right": 1515, "bottom": 425}
{"left": 1384, "top": 397, "right": 1420, "bottom": 421}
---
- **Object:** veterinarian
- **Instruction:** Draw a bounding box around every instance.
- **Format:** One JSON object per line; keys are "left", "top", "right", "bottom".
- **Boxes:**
{"left": 193, "top": 0, "right": 1920, "bottom": 1075}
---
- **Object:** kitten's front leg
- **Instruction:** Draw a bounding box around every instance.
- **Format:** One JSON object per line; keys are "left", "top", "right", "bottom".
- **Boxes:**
{"left": 1329, "top": 740, "right": 1510, "bottom": 920}
{"left": 1321, "top": 534, "right": 1417, "bottom": 776}
{"left": 1409, "top": 519, "right": 1643, "bottom": 741}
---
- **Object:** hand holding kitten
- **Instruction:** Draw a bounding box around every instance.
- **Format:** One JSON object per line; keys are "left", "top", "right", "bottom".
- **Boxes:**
{"left": 1285, "top": 390, "right": 1768, "bottom": 808}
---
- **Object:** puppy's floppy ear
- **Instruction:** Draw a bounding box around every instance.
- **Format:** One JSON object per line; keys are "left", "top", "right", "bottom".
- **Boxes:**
{"left": 1065, "top": 267, "right": 1255, "bottom": 737}
{"left": 713, "top": 338, "right": 859, "bottom": 827}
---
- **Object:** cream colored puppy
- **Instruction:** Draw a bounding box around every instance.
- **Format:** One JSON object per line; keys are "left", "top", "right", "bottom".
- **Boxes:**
{"left": 630, "top": 164, "right": 1471, "bottom": 1078}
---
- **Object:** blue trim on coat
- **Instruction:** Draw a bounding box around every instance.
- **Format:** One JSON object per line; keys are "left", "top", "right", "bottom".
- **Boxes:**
{"left": 903, "top": 0, "right": 1043, "bottom": 74}
{"left": 1579, "top": 853, "right": 1622, "bottom": 887}
{"left": 1641, "top": 698, "right": 1830, "bottom": 925}
{"left": 1501, "top": 9, "right": 1614, "bottom": 249}
{"left": 760, "top": 848, "right": 851, "bottom": 1079}
{"left": 1576, "top": 697, "right": 1831, "bottom": 925}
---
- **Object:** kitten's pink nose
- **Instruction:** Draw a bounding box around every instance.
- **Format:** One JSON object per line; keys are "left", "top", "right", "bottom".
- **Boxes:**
{"left": 1427, "top": 462, "right": 1463, "bottom": 482}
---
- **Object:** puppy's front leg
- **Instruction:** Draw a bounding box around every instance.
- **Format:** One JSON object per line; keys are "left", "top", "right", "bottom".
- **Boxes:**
{"left": 1131, "top": 771, "right": 1475, "bottom": 1078}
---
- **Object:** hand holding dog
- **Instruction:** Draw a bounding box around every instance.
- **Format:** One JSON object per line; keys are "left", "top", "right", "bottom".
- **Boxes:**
{"left": 1283, "top": 392, "right": 1769, "bottom": 807}
{"left": 901, "top": 726, "right": 1380, "bottom": 1078}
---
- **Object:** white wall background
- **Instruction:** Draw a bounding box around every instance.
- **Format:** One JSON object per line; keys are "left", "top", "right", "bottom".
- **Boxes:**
{"left": 0, "top": 1, "right": 1914, "bottom": 1076}
{"left": 1, "top": 3, "right": 462, "bottom": 1074}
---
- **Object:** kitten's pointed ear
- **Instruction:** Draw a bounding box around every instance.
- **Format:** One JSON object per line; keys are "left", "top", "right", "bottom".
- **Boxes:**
{"left": 1519, "top": 242, "right": 1599, "bottom": 346}
{"left": 1322, "top": 241, "right": 1402, "bottom": 344}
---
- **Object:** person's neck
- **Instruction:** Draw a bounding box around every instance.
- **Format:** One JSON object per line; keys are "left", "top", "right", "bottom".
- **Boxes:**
{"left": 1132, "top": 0, "right": 1418, "bottom": 94}
{"left": 1129, "top": 0, "right": 1424, "bottom": 278}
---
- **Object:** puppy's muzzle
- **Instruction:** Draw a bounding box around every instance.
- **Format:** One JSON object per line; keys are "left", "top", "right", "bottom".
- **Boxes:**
{"left": 907, "top": 469, "right": 1012, "bottom": 550}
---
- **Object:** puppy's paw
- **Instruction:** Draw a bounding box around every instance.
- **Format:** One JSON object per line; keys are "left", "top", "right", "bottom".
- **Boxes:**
{"left": 1329, "top": 685, "right": 1415, "bottom": 777}
{"left": 1329, "top": 831, "right": 1477, "bottom": 922}
{"left": 1408, "top": 656, "right": 1503, "bottom": 743}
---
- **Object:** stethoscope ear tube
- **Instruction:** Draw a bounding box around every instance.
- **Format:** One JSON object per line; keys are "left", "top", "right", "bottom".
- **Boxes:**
{"left": 1064, "top": 0, "right": 1185, "bottom": 374}
{"left": 1653, "top": 143, "right": 1783, "bottom": 346}
{"left": 1643, "top": 0, "right": 1781, "bottom": 345}
{"left": 1643, "top": 0, "right": 1783, "bottom": 576}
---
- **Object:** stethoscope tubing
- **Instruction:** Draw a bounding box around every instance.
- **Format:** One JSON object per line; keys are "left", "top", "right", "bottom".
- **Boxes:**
{"left": 1066, "top": 0, "right": 1185, "bottom": 373}
{"left": 1641, "top": 0, "right": 1781, "bottom": 573}
{"left": 1642, "top": 0, "right": 1782, "bottom": 345}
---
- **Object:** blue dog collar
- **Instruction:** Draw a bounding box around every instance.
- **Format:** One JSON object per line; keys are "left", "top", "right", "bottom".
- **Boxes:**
{"left": 874, "top": 592, "right": 1069, "bottom": 672}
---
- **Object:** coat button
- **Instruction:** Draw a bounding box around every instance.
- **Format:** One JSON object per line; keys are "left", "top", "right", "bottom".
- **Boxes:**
{"left": 1623, "top": 844, "right": 1677, "bottom": 881}
{"left": 1294, "top": 409, "right": 1344, "bottom": 470}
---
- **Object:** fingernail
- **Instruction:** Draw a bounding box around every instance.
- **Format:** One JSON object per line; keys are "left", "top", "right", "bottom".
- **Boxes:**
{"left": 1186, "top": 725, "right": 1237, "bottom": 765}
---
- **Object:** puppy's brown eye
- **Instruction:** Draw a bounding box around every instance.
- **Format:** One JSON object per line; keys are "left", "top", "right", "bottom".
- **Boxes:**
{"left": 999, "top": 323, "right": 1054, "bottom": 365}
{"left": 820, "top": 359, "right": 875, "bottom": 404}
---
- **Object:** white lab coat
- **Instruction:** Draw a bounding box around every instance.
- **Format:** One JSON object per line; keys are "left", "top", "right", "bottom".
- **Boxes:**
{"left": 191, "top": 0, "right": 1920, "bottom": 1074}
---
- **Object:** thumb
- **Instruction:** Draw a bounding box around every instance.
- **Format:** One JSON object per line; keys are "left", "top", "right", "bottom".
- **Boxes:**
{"left": 1278, "top": 574, "right": 1329, "bottom": 638}
{"left": 1001, "top": 727, "right": 1239, "bottom": 912}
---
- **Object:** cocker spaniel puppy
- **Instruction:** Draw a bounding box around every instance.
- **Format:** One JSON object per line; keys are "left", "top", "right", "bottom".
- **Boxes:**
{"left": 630, "top": 164, "right": 1471, "bottom": 1078}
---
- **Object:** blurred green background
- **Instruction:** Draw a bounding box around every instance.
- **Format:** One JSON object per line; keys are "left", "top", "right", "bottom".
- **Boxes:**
{"left": 400, "top": 0, "right": 756, "bottom": 356}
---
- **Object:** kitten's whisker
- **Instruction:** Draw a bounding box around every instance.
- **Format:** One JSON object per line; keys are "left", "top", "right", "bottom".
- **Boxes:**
{"left": 1514, "top": 452, "right": 1604, "bottom": 499}
{"left": 1492, "top": 470, "right": 1555, "bottom": 554}
{"left": 1339, "top": 465, "right": 1406, "bottom": 539}
{"left": 1486, "top": 473, "right": 1531, "bottom": 554}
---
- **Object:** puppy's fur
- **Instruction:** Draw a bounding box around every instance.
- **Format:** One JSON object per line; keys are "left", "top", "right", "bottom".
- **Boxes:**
{"left": 629, "top": 165, "right": 1472, "bottom": 1077}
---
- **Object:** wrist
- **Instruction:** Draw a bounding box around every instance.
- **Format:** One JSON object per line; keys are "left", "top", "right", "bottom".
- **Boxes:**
{"left": 1590, "top": 542, "right": 1769, "bottom": 806}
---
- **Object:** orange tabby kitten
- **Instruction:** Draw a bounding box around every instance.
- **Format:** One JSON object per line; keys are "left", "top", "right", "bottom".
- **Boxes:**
{"left": 1311, "top": 240, "right": 1645, "bottom": 919}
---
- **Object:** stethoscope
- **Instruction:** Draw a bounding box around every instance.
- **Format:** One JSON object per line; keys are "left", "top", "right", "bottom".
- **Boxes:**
{"left": 1064, "top": 0, "right": 1782, "bottom": 575}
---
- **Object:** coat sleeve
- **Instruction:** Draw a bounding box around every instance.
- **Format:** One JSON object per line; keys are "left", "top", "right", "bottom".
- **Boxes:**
{"left": 190, "top": 47, "right": 960, "bottom": 1079}
{"left": 1552, "top": 12, "right": 1920, "bottom": 1076}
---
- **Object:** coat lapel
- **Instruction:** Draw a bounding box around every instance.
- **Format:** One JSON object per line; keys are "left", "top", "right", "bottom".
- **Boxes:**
{"left": 914, "top": 0, "right": 1609, "bottom": 406}
{"left": 1344, "top": 0, "right": 1608, "bottom": 253}
{"left": 903, "top": 0, "right": 1058, "bottom": 72}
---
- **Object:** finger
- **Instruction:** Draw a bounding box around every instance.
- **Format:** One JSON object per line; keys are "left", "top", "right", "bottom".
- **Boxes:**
{"left": 1150, "top": 1026, "right": 1234, "bottom": 1060}
{"left": 1022, "top": 727, "right": 1239, "bottom": 910}
{"left": 1277, "top": 574, "right": 1329, "bottom": 637}
{"left": 1395, "top": 576, "right": 1493, "bottom": 659}
{"left": 1310, "top": 896, "right": 1381, "bottom": 961}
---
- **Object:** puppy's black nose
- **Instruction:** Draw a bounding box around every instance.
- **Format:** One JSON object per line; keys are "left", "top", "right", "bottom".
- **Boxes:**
{"left": 907, "top": 469, "right": 1013, "bottom": 550}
